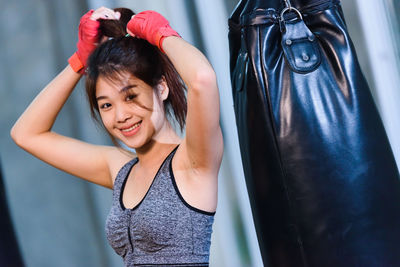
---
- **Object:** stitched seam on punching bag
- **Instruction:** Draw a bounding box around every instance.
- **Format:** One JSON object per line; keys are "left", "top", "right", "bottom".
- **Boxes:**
{"left": 257, "top": 24, "right": 309, "bottom": 267}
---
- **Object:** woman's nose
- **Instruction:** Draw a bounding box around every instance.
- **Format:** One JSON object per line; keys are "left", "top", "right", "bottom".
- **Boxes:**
{"left": 115, "top": 105, "right": 132, "bottom": 123}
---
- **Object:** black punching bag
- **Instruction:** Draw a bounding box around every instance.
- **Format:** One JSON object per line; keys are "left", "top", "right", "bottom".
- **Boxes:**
{"left": 228, "top": 0, "right": 400, "bottom": 266}
{"left": 0, "top": 160, "right": 24, "bottom": 266}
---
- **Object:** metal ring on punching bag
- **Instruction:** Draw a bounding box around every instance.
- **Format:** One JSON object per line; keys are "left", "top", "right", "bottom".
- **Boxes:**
{"left": 280, "top": 6, "right": 303, "bottom": 22}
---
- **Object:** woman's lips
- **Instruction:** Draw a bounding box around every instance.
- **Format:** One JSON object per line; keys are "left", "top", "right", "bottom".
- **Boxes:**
{"left": 120, "top": 121, "right": 142, "bottom": 137}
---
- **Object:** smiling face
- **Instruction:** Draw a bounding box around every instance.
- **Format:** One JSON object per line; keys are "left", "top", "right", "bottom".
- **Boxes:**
{"left": 96, "top": 72, "right": 169, "bottom": 149}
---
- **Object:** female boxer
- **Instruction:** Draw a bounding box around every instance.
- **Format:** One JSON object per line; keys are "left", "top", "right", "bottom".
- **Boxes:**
{"left": 11, "top": 6, "right": 222, "bottom": 266}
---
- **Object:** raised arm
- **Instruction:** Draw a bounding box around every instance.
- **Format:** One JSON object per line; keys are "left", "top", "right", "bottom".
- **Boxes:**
{"left": 127, "top": 11, "right": 223, "bottom": 173}
{"left": 10, "top": 8, "right": 127, "bottom": 188}
{"left": 162, "top": 37, "right": 223, "bottom": 172}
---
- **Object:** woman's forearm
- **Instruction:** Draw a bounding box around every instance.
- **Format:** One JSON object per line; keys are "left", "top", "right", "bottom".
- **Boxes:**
{"left": 11, "top": 65, "right": 82, "bottom": 146}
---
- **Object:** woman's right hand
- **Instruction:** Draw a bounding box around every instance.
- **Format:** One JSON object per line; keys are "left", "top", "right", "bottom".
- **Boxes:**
{"left": 69, "top": 7, "right": 121, "bottom": 74}
{"left": 10, "top": 7, "right": 131, "bottom": 190}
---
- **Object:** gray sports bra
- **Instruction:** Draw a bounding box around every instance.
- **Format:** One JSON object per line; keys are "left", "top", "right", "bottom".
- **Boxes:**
{"left": 105, "top": 146, "right": 215, "bottom": 266}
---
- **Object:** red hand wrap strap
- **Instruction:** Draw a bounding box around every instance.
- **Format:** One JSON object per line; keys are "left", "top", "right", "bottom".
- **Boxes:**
{"left": 68, "top": 53, "right": 84, "bottom": 73}
{"left": 69, "top": 10, "right": 100, "bottom": 74}
{"left": 127, "top": 10, "right": 180, "bottom": 52}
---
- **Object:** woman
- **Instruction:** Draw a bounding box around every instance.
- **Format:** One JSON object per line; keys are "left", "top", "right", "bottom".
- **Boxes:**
{"left": 11, "top": 6, "right": 223, "bottom": 267}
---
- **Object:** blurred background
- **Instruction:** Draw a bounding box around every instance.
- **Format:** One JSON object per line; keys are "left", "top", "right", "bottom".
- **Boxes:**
{"left": 0, "top": 0, "right": 399, "bottom": 266}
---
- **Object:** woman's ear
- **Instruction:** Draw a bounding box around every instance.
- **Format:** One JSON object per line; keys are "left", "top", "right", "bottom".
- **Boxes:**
{"left": 157, "top": 77, "right": 169, "bottom": 101}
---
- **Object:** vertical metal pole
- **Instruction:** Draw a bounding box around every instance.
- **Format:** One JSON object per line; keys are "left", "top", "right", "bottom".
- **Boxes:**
{"left": 355, "top": 0, "right": 400, "bottom": 171}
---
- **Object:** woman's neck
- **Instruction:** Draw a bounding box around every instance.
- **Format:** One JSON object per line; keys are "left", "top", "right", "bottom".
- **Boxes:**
{"left": 135, "top": 121, "right": 181, "bottom": 168}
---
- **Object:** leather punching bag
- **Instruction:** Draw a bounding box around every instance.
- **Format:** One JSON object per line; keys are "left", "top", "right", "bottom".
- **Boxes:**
{"left": 228, "top": 0, "right": 400, "bottom": 266}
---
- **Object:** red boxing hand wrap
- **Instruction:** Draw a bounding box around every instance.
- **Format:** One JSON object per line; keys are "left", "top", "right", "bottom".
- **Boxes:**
{"left": 68, "top": 53, "right": 84, "bottom": 73}
{"left": 127, "top": 10, "right": 180, "bottom": 52}
{"left": 69, "top": 10, "right": 100, "bottom": 74}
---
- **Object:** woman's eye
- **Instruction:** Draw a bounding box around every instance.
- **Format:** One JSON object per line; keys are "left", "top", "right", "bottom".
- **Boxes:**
{"left": 125, "top": 94, "right": 137, "bottom": 101}
{"left": 99, "top": 103, "right": 111, "bottom": 109}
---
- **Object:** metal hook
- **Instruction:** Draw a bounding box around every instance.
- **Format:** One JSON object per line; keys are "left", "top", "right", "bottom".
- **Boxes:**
{"left": 280, "top": 6, "right": 303, "bottom": 22}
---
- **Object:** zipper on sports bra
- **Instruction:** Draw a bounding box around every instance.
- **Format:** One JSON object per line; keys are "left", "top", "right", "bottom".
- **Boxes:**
{"left": 127, "top": 212, "right": 134, "bottom": 253}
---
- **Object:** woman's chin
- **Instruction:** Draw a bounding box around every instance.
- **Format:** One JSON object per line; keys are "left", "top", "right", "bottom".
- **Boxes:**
{"left": 118, "top": 136, "right": 150, "bottom": 151}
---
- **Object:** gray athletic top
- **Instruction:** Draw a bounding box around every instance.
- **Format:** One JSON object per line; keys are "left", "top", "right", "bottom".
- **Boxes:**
{"left": 105, "top": 147, "right": 215, "bottom": 266}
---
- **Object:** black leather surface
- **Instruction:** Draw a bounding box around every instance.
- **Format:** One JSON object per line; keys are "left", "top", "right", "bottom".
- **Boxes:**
{"left": 228, "top": 1, "right": 400, "bottom": 266}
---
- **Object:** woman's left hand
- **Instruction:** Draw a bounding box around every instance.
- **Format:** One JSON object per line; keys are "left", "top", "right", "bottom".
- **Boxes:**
{"left": 126, "top": 10, "right": 180, "bottom": 51}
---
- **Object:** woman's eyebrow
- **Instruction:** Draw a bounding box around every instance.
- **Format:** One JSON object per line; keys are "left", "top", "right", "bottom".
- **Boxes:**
{"left": 119, "top": 84, "right": 137, "bottom": 93}
{"left": 96, "top": 84, "right": 138, "bottom": 101}
{"left": 96, "top": 95, "right": 108, "bottom": 101}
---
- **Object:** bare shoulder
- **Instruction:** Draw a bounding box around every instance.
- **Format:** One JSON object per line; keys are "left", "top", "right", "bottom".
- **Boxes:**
{"left": 104, "top": 146, "right": 136, "bottom": 185}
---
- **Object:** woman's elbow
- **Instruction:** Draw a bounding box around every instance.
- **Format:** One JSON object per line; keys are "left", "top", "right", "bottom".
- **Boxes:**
{"left": 10, "top": 125, "right": 21, "bottom": 146}
{"left": 10, "top": 124, "right": 27, "bottom": 148}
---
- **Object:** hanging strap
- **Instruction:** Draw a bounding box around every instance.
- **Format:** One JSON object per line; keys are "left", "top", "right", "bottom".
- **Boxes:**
{"left": 279, "top": 0, "right": 322, "bottom": 73}
{"left": 283, "top": 0, "right": 293, "bottom": 8}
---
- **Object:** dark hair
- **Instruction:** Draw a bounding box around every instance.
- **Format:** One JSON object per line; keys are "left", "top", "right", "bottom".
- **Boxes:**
{"left": 85, "top": 8, "right": 187, "bottom": 143}
{"left": 98, "top": 8, "right": 134, "bottom": 38}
